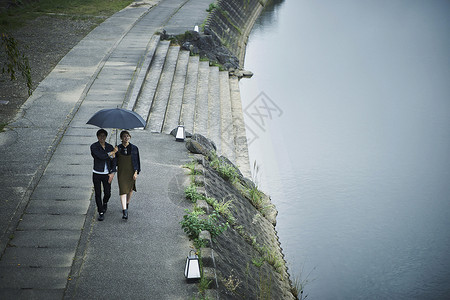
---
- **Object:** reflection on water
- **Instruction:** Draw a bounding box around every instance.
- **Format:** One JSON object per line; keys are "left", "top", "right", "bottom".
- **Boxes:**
{"left": 240, "top": 0, "right": 450, "bottom": 298}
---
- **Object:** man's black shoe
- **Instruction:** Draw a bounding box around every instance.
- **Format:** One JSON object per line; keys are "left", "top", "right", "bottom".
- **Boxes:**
{"left": 102, "top": 203, "right": 108, "bottom": 213}
{"left": 98, "top": 212, "right": 105, "bottom": 221}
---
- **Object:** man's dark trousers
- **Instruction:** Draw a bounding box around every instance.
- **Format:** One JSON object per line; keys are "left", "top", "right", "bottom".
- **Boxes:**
{"left": 93, "top": 173, "right": 111, "bottom": 213}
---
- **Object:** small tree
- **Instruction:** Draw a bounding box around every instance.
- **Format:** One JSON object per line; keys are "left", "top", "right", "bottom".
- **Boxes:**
{"left": 1, "top": 32, "right": 32, "bottom": 95}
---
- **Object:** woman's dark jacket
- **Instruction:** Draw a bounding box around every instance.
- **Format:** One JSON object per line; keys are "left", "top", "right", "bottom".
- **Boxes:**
{"left": 117, "top": 143, "right": 141, "bottom": 174}
{"left": 90, "top": 141, "right": 117, "bottom": 173}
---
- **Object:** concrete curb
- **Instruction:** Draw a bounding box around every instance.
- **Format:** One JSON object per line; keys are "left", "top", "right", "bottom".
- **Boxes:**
{"left": 193, "top": 155, "right": 220, "bottom": 299}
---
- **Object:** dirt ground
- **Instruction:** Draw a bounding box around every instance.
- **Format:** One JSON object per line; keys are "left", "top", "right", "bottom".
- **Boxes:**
{"left": 0, "top": 14, "right": 102, "bottom": 125}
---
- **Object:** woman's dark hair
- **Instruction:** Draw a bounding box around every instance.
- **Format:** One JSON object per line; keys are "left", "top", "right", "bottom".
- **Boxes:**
{"left": 96, "top": 129, "right": 108, "bottom": 137}
{"left": 120, "top": 130, "right": 131, "bottom": 139}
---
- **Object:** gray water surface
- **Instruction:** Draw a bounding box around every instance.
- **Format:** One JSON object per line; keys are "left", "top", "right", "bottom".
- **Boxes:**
{"left": 240, "top": 0, "right": 450, "bottom": 298}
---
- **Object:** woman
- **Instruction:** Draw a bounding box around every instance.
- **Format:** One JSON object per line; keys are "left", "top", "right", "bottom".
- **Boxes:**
{"left": 115, "top": 130, "right": 141, "bottom": 220}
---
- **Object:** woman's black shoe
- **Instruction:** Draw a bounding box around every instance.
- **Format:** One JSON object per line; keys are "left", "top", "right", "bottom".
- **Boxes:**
{"left": 122, "top": 209, "right": 128, "bottom": 220}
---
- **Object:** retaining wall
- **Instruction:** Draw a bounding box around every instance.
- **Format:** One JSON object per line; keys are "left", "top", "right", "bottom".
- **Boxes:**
{"left": 197, "top": 1, "right": 297, "bottom": 299}
{"left": 205, "top": 0, "right": 270, "bottom": 67}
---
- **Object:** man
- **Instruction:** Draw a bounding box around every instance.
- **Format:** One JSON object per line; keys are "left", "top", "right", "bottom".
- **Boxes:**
{"left": 90, "top": 129, "right": 117, "bottom": 221}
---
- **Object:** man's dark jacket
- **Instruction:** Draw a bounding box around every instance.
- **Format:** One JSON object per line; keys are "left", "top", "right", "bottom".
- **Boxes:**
{"left": 90, "top": 141, "right": 117, "bottom": 173}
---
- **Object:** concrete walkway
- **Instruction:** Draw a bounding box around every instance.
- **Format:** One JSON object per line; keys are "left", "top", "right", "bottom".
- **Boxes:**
{"left": 65, "top": 133, "right": 196, "bottom": 299}
{"left": 0, "top": 0, "right": 236, "bottom": 298}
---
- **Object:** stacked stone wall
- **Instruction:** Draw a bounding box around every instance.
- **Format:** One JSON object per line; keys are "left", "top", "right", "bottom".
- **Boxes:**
{"left": 185, "top": 134, "right": 296, "bottom": 299}
{"left": 205, "top": 0, "right": 270, "bottom": 67}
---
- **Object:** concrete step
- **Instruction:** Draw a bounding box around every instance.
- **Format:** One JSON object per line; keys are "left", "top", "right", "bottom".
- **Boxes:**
{"left": 193, "top": 61, "right": 210, "bottom": 136}
{"left": 229, "top": 76, "right": 250, "bottom": 177}
{"left": 162, "top": 49, "right": 190, "bottom": 134}
{"left": 219, "top": 71, "right": 236, "bottom": 164}
{"left": 148, "top": 45, "right": 180, "bottom": 133}
{"left": 126, "top": 35, "right": 161, "bottom": 111}
{"left": 180, "top": 55, "right": 200, "bottom": 134}
{"left": 207, "top": 66, "right": 221, "bottom": 153}
{"left": 134, "top": 40, "right": 170, "bottom": 123}
{"left": 129, "top": 39, "right": 246, "bottom": 171}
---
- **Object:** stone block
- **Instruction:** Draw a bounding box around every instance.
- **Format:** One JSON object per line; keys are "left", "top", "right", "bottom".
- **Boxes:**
{"left": 0, "top": 247, "right": 75, "bottom": 268}
{"left": 196, "top": 199, "right": 210, "bottom": 215}
{"left": 193, "top": 164, "right": 204, "bottom": 175}
{"left": 9, "top": 230, "right": 81, "bottom": 249}
{"left": 30, "top": 186, "right": 92, "bottom": 201}
{"left": 0, "top": 266, "right": 71, "bottom": 289}
{"left": 199, "top": 230, "right": 212, "bottom": 247}
{"left": 17, "top": 214, "right": 86, "bottom": 231}
{"left": 200, "top": 247, "right": 215, "bottom": 268}
{"left": 202, "top": 267, "right": 217, "bottom": 289}
{"left": 25, "top": 199, "right": 89, "bottom": 215}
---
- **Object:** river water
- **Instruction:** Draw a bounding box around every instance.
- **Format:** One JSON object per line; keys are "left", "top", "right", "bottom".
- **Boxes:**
{"left": 239, "top": 0, "right": 450, "bottom": 299}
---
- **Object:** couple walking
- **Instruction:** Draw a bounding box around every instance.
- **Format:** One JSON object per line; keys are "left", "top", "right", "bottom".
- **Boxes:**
{"left": 90, "top": 129, "right": 141, "bottom": 221}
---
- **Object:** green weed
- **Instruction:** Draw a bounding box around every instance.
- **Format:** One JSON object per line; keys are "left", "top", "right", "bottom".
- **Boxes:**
{"left": 198, "top": 275, "right": 212, "bottom": 294}
{"left": 185, "top": 183, "right": 204, "bottom": 203}
{"left": 183, "top": 159, "right": 201, "bottom": 175}
{"left": 209, "top": 153, "right": 238, "bottom": 182}
{"left": 180, "top": 209, "right": 229, "bottom": 240}
{"left": 252, "top": 257, "right": 264, "bottom": 268}
{"left": 206, "top": 3, "right": 218, "bottom": 12}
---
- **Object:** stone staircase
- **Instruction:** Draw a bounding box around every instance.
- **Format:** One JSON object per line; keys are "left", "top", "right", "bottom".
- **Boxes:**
{"left": 125, "top": 35, "right": 250, "bottom": 176}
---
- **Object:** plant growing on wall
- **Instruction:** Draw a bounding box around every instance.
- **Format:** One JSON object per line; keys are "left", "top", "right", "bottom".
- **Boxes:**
{"left": 206, "top": 2, "right": 218, "bottom": 12}
{"left": 185, "top": 183, "right": 205, "bottom": 203}
{"left": 180, "top": 208, "right": 229, "bottom": 240}
{"left": 209, "top": 152, "right": 239, "bottom": 182}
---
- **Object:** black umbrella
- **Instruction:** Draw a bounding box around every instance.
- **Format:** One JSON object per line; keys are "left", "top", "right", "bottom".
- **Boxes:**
{"left": 87, "top": 108, "right": 146, "bottom": 129}
{"left": 87, "top": 108, "right": 146, "bottom": 144}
